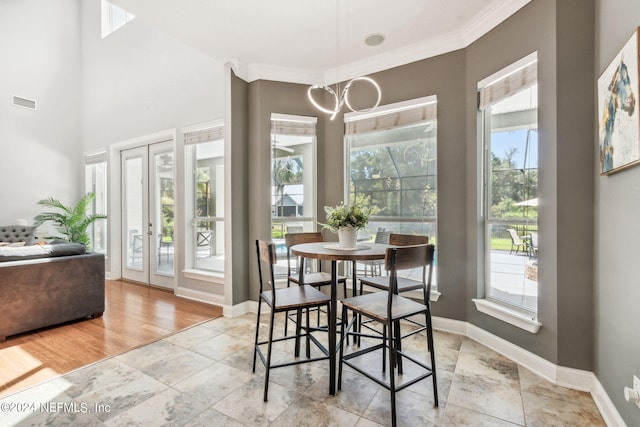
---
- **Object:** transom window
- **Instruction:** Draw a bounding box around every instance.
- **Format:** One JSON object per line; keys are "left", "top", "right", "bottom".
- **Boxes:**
{"left": 101, "top": 0, "right": 135, "bottom": 39}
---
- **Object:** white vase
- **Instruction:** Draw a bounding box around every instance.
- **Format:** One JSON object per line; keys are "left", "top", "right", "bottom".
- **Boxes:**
{"left": 338, "top": 226, "right": 358, "bottom": 248}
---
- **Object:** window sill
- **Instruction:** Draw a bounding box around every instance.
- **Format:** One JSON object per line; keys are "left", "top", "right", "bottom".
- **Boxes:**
{"left": 183, "top": 269, "right": 224, "bottom": 284}
{"left": 472, "top": 298, "right": 541, "bottom": 334}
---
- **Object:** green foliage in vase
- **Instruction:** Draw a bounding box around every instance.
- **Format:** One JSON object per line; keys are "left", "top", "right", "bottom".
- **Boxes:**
{"left": 320, "top": 202, "right": 371, "bottom": 231}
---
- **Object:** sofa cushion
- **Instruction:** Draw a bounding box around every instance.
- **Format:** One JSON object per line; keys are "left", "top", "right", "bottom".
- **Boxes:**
{"left": 0, "top": 243, "right": 85, "bottom": 262}
{"left": 0, "top": 226, "right": 37, "bottom": 245}
{"left": 49, "top": 243, "right": 86, "bottom": 257}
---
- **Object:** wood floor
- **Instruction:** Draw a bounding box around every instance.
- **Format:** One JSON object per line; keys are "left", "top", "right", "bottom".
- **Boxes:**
{"left": 0, "top": 280, "right": 222, "bottom": 398}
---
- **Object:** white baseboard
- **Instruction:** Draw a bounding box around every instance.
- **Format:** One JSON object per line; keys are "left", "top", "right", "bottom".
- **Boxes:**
{"left": 174, "top": 288, "right": 260, "bottom": 318}
{"left": 175, "top": 286, "right": 225, "bottom": 307}
{"left": 432, "top": 316, "right": 626, "bottom": 427}
{"left": 223, "top": 300, "right": 257, "bottom": 317}
{"left": 591, "top": 374, "right": 628, "bottom": 427}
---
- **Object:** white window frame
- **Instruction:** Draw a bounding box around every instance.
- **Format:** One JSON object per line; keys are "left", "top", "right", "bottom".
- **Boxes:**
{"left": 344, "top": 95, "right": 439, "bottom": 299}
{"left": 475, "top": 52, "right": 542, "bottom": 333}
{"left": 183, "top": 121, "right": 225, "bottom": 278}
{"left": 84, "top": 153, "right": 108, "bottom": 255}
{"left": 270, "top": 113, "right": 318, "bottom": 239}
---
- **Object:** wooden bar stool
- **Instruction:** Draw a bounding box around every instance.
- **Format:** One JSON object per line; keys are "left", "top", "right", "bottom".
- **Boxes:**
{"left": 338, "top": 244, "right": 438, "bottom": 427}
{"left": 252, "top": 239, "right": 331, "bottom": 401}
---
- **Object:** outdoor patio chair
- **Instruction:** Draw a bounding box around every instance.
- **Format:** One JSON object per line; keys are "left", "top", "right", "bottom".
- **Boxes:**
{"left": 527, "top": 231, "right": 538, "bottom": 257}
{"left": 507, "top": 228, "right": 528, "bottom": 255}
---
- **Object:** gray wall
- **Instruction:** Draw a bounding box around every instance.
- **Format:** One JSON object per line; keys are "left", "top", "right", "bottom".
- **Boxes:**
{"left": 246, "top": 80, "right": 324, "bottom": 301}
{"left": 595, "top": 0, "right": 640, "bottom": 425}
{"left": 466, "top": 0, "right": 596, "bottom": 369}
{"left": 241, "top": 0, "right": 597, "bottom": 372}
{"left": 229, "top": 70, "right": 250, "bottom": 305}
{"left": 366, "top": 51, "right": 469, "bottom": 322}
{"left": 0, "top": 0, "right": 83, "bottom": 228}
{"left": 244, "top": 65, "right": 466, "bottom": 311}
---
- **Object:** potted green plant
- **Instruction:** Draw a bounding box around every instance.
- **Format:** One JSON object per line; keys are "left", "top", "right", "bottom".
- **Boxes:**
{"left": 320, "top": 202, "right": 370, "bottom": 248}
{"left": 33, "top": 192, "right": 107, "bottom": 250}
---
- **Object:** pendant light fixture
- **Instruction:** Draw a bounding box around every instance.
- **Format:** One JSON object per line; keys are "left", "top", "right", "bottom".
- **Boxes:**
{"left": 307, "top": 0, "right": 382, "bottom": 120}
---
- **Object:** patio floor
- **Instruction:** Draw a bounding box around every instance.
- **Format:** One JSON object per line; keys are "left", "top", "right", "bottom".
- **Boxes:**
{"left": 489, "top": 250, "right": 537, "bottom": 312}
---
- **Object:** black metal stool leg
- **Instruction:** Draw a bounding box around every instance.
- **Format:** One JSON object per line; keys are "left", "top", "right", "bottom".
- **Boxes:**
{"left": 252, "top": 299, "right": 262, "bottom": 373}
{"left": 263, "top": 309, "right": 275, "bottom": 401}
{"left": 387, "top": 318, "right": 397, "bottom": 427}
{"left": 294, "top": 308, "right": 303, "bottom": 357}
{"left": 426, "top": 311, "right": 438, "bottom": 406}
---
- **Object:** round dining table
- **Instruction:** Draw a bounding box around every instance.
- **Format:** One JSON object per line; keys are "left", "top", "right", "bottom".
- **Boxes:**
{"left": 290, "top": 241, "right": 388, "bottom": 395}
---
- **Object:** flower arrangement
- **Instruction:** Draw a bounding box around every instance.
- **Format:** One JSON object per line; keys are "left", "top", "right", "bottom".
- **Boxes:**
{"left": 321, "top": 202, "right": 371, "bottom": 231}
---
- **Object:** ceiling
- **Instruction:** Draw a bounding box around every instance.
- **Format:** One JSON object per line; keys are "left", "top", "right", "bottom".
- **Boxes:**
{"left": 111, "top": 0, "right": 531, "bottom": 84}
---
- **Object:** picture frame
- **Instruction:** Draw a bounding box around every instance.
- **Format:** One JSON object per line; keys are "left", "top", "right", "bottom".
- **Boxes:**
{"left": 598, "top": 27, "right": 640, "bottom": 175}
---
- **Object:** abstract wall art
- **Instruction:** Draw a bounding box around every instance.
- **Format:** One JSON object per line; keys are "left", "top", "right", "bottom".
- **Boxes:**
{"left": 598, "top": 27, "right": 640, "bottom": 175}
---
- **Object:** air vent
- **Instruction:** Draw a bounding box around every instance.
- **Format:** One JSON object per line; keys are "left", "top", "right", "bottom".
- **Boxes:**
{"left": 11, "top": 95, "right": 36, "bottom": 110}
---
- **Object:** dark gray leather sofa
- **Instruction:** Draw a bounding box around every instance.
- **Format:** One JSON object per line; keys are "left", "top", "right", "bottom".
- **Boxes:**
{"left": 0, "top": 226, "right": 105, "bottom": 342}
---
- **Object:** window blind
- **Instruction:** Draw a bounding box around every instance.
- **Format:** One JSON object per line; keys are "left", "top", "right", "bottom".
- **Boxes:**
{"left": 478, "top": 60, "right": 537, "bottom": 110}
{"left": 271, "top": 119, "right": 316, "bottom": 136}
{"left": 184, "top": 126, "right": 224, "bottom": 145}
{"left": 345, "top": 102, "right": 437, "bottom": 135}
{"left": 85, "top": 152, "right": 107, "bottom": 164}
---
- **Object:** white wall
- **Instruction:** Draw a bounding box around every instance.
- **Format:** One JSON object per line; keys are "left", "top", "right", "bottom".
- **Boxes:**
{"left": 0, "top": 0, "right": 82, "bottom": 228}
{"left": 80, "top": 0, "right": 225, "bottom": 153}
{"left": 80, "top": 0, "right": 225, "bottom": 290}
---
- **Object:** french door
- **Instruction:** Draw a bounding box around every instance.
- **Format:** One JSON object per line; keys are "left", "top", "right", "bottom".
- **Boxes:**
{"left": 121, "top": 141, "right": 175, "bottom": 289}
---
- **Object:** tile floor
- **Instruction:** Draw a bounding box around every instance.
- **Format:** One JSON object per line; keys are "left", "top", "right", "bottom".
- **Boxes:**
{"left": 0, "top": 313, "right": 606, "bottom": 426}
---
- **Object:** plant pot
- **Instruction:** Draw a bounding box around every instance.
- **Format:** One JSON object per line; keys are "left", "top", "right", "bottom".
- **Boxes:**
{"left": 338, "top": 226, "right": 358, "bottom": 248}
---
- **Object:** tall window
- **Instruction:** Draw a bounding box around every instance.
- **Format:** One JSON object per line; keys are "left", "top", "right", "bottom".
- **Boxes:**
{"left": 184, "top": 125, "right": 224, "bottom": 273}
{"left": 101, "top": 0, "right": 135, "bottom": 39}
{"left": 345, "top": 96, "right": 438, "bottom": 284}
{"left": 479, "top": 53, "right": 538, "bottom": 315}
{"left": 270, "top": 114, "right": 317, "bottom": 251}
{"left": 85, "top": 153, "right": 108, "bottom": 254}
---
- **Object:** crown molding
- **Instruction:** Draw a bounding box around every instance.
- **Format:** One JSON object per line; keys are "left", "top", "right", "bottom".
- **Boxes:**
{"left": 322, "top": 30, "right": 465, "bottom": 85}
{"left": 246, "top": 63, "right": 324, "bottom": 85}
{"left": 461, "top": 0, "right": 531, "bottom": 45}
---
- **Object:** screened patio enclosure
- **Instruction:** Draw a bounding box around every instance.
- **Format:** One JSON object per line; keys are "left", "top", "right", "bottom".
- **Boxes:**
{"left": 347, "top": 120, "right": 438, "bottom": 242}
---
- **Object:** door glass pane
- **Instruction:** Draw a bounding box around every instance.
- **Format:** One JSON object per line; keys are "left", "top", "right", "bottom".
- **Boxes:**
{"left": 125, "top": 156, "right": 143, "bottom": 270}
{"left": 154, "top": 150, "right": 174, "bottom": 275}
{"left": 486, "top": 84, "right": 538, "bottom": 313}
